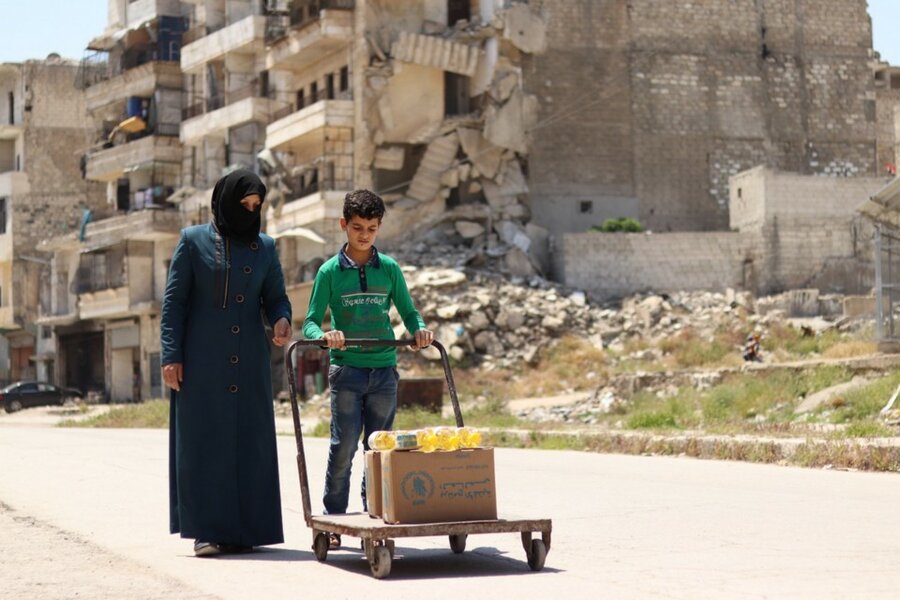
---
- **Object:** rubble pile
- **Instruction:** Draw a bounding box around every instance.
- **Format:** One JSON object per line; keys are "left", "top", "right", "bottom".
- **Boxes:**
{"left": 382, "top": 246, "right": 876, "bottom": 425}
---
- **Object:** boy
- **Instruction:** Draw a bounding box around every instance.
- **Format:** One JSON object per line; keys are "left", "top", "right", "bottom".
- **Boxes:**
{"left": 303, "top": 189, "right": 433, "bottom": 544}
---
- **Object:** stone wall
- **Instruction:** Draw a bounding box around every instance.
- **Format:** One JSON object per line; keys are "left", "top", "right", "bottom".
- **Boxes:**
{"left": 554, "top": 231, "right": 752, "bottom": 300}
{"left": 524, "top": 0, "right": 876, "bottom": 238}
{"left": 14, "top": 61, "right": 109, "bottom": 251}
{"left": 557, "top": 167, "right": 891, "bottom": 300}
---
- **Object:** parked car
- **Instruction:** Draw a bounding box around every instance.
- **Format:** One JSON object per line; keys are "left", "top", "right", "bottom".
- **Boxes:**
{"left": 1, "top": 381, "right": 84, "bottom": 413}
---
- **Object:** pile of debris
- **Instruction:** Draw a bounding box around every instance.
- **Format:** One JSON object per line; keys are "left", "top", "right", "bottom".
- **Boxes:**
{"left": 391, "top": 241, "right": 866, "bottom": 372}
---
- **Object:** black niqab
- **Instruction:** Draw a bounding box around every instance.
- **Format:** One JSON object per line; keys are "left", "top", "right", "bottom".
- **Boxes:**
{"left": 211, "top": 169, "right": 266, "bottom": 243}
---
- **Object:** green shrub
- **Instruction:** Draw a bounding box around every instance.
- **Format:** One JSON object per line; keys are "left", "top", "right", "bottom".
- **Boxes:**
{"left": 592, "top": 217, "right": 644, "bottom": 233}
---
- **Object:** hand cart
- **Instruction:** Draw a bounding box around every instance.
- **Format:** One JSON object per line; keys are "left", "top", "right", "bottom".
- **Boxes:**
{"left": 285, "top": 338, "right": 552, "bottom": 578}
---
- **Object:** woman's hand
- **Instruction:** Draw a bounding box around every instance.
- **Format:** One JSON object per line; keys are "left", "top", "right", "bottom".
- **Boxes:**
{"left": 163, "top": 363, "right": 183, "bottom": 391}
{"left": 272, "top": 318, "right": 292, "bottom": 347}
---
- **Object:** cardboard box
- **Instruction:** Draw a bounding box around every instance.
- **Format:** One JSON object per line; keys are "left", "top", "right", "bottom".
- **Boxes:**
{"left": 365, "top": 450, "right": 382, "bottom": 518}
{"left": 381, "top": 448, "right": 497, "bottom": 524}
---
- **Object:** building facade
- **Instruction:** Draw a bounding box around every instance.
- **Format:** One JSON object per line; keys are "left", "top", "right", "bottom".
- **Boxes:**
{"left": 0, "top": 58, "right": 108, "bottom": 384}
{"left": 525, "top": 0, "right": 880, "bottom": 236}
{"left": 36, "top": 0, "right": 188, "bottom": 401}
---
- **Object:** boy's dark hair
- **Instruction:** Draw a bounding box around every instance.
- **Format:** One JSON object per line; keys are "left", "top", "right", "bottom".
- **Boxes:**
{"left": 343, "top": 189, "right": 385, "bottom": 221}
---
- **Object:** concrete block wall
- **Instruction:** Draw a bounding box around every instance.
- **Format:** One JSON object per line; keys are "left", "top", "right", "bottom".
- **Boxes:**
{"left": 524, "top": 0, "right": 877, "bottom": 238}
{"left": 554, "top": 231, "right": 753, "bottom": 301}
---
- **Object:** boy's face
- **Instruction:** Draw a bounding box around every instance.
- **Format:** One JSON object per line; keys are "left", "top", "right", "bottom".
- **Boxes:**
{"left": 340, "top": 215, "right": 381, "bottom": 255}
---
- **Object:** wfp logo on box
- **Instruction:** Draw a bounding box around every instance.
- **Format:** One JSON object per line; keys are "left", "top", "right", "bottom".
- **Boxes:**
{"left": 400, "top": 471, "right": 435, "bottom": 505}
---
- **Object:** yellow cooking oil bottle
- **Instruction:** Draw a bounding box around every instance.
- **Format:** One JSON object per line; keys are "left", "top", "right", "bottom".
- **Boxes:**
{"left": 367, "top": 430, "right": 396, "bottom": 451}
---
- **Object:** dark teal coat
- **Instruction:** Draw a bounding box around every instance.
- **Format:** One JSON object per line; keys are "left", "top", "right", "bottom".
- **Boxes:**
{"left": 161, "top": 223, "right": 291, "bottom": 546}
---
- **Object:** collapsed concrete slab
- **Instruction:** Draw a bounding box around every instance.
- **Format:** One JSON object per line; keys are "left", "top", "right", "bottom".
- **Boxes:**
{"left": 484, "top": 88, "right": 539, "bottom": 154}
{"left": 392, "top": 30, "right": 482, "bottom": 77}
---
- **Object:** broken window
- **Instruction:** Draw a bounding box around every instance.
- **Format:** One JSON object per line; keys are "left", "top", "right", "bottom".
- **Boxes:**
{"left": 445, "top": 72, "right": 470, "bottom": 116}
{"left": 447, "top": 0, "right": 470, "bottom": 25}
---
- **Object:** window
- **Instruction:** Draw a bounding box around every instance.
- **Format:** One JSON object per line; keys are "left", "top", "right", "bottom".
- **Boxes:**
{"left": 339, "top": 66, "right": 349, "bottom": 93}
{"left": 296, "top": 88, "right": 305, "bottom": 110}
{"left": 0, "top": 197, "right": 7, "bottom": 234}
{"left": 326, "top": 73, "right": 335, "bottom": 100}
{"left": 444, "top": 73, "right": 470, "bottom": 116}
{"left": 310, "top": 81, "right": 318, "bottom": 104}
{"left": 579, "top": 201, "right": 593, "bottom": 214}
{"left": 7, "top": 91, "right": 12, "bottom": 125}
{"left": 447, "top": 0, "right": 470, "bottom": 24}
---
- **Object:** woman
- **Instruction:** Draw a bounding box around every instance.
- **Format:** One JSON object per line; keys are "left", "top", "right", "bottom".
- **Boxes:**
{"left": 161, "top": 169, "right": 292, "bottom": 557}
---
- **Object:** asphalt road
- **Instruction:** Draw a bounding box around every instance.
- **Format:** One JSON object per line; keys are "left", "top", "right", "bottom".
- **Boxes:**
{"left": 1, "top": 425, "right": 900, "bottom": 599}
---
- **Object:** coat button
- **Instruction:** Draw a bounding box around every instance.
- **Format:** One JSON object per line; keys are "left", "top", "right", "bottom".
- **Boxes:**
{"left": 231, "top": 325, "right": 240, "bottom": 334}
{"left": 243, "top": 265, "right": 252, "bottom": 274}
{"left": 250, "top": 242, "right": 259, "bottom": 250}
{"left": 229, "top": 385, "right": 238, "bottom": 393}
{"left": 236, "top": 294, "right": 245, "bottom": 303}
{"left": 230, "top": 355, "right": 239, "bottom": 364}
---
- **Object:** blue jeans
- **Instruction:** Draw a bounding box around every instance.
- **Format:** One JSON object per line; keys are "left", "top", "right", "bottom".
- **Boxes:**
{"left": 323, "top": 364, "right": 398, "bottom": 514}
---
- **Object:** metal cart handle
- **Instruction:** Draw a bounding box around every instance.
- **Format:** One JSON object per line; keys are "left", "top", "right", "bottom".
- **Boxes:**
{"left": 284, "top": 338, "right": 463, "bottom": 524}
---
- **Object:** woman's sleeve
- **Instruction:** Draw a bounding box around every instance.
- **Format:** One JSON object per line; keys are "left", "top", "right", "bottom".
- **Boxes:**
{"left": 161, "top": 231, "right": 192, "bottom": 365}
{"left": 261, "top": 242, "right": 292, "bottom": 327}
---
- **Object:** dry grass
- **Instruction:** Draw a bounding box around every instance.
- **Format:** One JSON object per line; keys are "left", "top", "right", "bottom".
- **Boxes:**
{"left": 821, "top": 340, "right": 878, "bottom": 359}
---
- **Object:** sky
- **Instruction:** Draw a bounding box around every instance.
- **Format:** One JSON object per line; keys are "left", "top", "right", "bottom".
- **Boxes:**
{"left": 0, "top": 0, "right": 898, "bottom": 64}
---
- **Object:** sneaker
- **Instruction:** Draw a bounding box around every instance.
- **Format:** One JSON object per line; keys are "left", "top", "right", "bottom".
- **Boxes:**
{"left": 193, "top": 541, "right": 221, "bottom": 557}
{"left": 328, "top": 533, "right": 342, "bottom": 549}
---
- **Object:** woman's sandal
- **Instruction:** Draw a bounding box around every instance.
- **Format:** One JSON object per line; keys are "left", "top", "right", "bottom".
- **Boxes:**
{"left": 328, "top": 533, "right": 342, "bottom": 549}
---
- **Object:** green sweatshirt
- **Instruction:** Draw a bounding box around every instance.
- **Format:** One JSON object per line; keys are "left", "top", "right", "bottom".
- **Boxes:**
{"left": 302, "top": 249, "right": 426, "bottom": 367}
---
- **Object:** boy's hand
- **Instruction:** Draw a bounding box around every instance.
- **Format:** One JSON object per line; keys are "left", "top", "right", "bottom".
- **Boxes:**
{"left": 412, "top": 328, "right": 434, "bottom": 350}
{"left": 323, "top": 330, "right": 346, "bottom": 350}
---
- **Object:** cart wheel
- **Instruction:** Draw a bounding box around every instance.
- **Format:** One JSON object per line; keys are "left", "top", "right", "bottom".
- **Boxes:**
{"left": 449, "top": 534, "right": 467, "bottom": 554}
{"left": 527, "top": 539, "right": 547, "bottom": 572}
{"left": 370, "top": 545, "right": 392, "bottom": 579}
{"left": 313, "top": 532, "right": 329, "bottom": 562}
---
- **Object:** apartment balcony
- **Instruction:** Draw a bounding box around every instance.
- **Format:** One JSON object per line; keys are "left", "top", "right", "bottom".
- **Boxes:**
{"left": 266, "top": 98, "right": 353, "bottom": 156}
{"left": 0, "top": 122, "right": 22, "bottom": 141}
{"left": 266, "top": 8, "right": 353, "bottom": 73}
{"left": 267, "top": 188, "right": 346, "bottom": 234}
{"left": 78, "top": 286, "right": 136, "bottom": 321}
{"left": 85, "top": 133, "right": 182, "bottom": 182}
{"left": 35, "top": 302, "right": 78, "bottom": 327}
{"left": 0, "top": 306, "right": 18, "bottom": 331}
{"left": 181, "top": 93, "right": 276, "bottom": 145}
{"left": 84, "top": 61, "right": 183, "bottom": 113}
{"left": 0, "top": 171, "right": 29, "bottom": 196}
{"left": 181, "top": 15, "right": 267, "bottom": 74}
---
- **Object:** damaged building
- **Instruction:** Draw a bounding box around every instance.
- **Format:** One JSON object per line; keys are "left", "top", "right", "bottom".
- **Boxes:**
{"left": 21, "top": 0, "right": 900, "bottom": 398}
{"left": 37, "top": 0, "right": 188, "bottom": 401}
{"left": 0, "top": 57, "right": 108, "bottom": 384}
